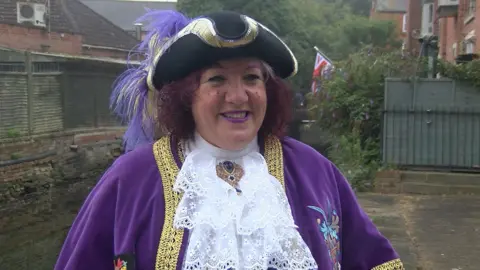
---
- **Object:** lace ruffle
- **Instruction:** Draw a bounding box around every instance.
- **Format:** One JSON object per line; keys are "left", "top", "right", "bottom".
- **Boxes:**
{"left": 173, "top": 150, "right": 318, "bottom": 270}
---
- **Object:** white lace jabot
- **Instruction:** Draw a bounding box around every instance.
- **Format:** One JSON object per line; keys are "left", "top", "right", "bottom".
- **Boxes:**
{"left": 173, "top": 133, "right": 318, "bottom": 270}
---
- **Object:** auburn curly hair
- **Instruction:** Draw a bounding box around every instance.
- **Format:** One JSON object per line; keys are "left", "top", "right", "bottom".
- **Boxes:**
{"left": 156, "top": 62, "right": 293, "bottom": 141}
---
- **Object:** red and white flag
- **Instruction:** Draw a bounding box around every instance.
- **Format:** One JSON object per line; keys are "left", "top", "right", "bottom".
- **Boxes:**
{"left": 311, "top": 51, "right": 333, "bottom": 93}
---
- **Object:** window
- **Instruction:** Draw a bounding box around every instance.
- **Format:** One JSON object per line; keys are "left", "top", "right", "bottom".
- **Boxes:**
{"left": 466, "top": 0, "right": 476, "bottom": 18}
{"left": 422, "top": 3, "right": 434, "bottom": 35}
{"left": 465, "top": 40, "right": 476, "bottom": 54}
{"left": 402, "top": 13, "right": 408, "bottom": 33}
{"left": 428, "top": 4, "right": 433, "bottom": 23}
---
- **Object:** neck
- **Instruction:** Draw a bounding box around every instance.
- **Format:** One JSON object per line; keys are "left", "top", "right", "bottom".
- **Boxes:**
{"left": 185, "top": 132, "right": 259, "bottom": 159}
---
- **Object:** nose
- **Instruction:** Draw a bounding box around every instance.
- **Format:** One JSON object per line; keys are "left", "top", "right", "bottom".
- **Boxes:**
{"left": 224, "top": 79, "right": 249, "bottom": 105}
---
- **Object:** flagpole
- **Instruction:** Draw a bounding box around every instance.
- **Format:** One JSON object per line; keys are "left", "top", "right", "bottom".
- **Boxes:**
{"left": 313, "top": 46, "right": 334, "bottom": 64}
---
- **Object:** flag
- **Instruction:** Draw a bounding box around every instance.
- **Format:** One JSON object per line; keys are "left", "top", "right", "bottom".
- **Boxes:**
{"left": 311, "top": 51, "right": 333, "bottom": 94}
{"left": 312, "top": 52, "right": 330, "bottom": 78}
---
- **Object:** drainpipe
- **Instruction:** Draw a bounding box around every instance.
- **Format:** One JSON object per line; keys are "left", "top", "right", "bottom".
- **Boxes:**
{"left": 134, "top": 23, "right": 143, "bottom": 61}
{"left": 134, "top": 23, "right": 143, "bottom": 41}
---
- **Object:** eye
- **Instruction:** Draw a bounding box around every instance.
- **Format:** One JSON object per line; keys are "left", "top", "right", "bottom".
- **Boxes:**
{"left": 207, "top": 75, "right": 225, "bottom": 83}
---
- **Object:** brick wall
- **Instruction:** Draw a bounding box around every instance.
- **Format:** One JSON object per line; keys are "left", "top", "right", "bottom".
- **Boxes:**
{"left": 370, "top": 11, "right": 408, "bottom": 41}
{"left": 0, "top": 24, "right": 83, "bottom": 55}
{"left": 82, "top": 46, "right": 130, "bottom": 59}
{"left": 440, "top": 17, "right": 459, "bottom": 62}
{"left": 439, "top": 0, "right": 480, "bottom": 62}
{"left": 404, "top": 0, "right": 480, "bottom": 61}
{"left": 405, "top": 0, "right": 422, "bottom": 54}
{"left": 0, "top": 128, "right": 124, "bottom": 269}
{"left": 0, "top": 128, "right": 124, "bottom": 188}
{"left": 0, "top": 24, "right": 132, "bottom": 59}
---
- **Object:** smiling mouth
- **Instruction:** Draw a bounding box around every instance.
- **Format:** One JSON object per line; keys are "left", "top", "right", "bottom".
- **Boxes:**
{"left": 221, "top": 111, "right": 250, "bottom": 123}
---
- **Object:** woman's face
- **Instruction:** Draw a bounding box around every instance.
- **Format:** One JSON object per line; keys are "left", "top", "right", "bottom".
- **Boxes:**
{"left": 192, "top": 58, "right": 267, "bottom": 151}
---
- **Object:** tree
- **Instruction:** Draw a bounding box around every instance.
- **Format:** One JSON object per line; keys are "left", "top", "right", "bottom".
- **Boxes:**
{"left": 327, "top": 15, "right": 401, "bottom": 59}
{"left": 177, "top": 0, "right": 309, "bottom": 89}
{"left": 343, "top": 0, "right": 372, "bottom": 16}
{"left": 177, "top": 0, "right": 400, "bottom": 91}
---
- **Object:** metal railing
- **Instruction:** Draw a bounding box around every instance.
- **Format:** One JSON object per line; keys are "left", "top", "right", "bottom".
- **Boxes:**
{"left": 382, "top": 105, "right": 480, "bottom": 170}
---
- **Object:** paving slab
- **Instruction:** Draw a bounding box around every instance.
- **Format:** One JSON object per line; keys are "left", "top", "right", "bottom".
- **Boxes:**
{"left": 358, "top": 193, "right": 419, "bottom": 269}
{"left": 358, "top": 193, "right": 480, "bottom": 270}
{"left": 403, "top": 195, "right": 480, "bottom": 270}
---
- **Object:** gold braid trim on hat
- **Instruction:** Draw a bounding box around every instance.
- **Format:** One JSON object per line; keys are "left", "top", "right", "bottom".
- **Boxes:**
{"left": 153, "top": 135, "right": 284, "bottom": 269}
{"left": 371, "top": 259, "right": 405, "bottom": 270}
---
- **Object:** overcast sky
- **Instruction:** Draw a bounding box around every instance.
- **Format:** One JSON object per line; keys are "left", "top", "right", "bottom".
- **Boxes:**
{"left": 81, "top": 0, "right": 177, "bottom": 2}
{"left": 114, "top": 0, "right": 177, "bottom": 2}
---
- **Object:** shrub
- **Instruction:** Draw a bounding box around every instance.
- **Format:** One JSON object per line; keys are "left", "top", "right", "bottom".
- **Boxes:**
{"left": 307, "top": 47, "right": 480, "bottom": 190}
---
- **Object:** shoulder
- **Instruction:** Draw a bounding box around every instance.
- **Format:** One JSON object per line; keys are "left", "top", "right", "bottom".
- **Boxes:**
{"left": 280, "top": 136, "right": 348, "bottom": 189}
{"left": 280, "top": 136, "right": 333, "bottom": 169}
{"left": 95, "top": 143, "right": 160, "bottom": 193}
{"left": 111, "top": 143, "right": 157, "bottom": 176}
{"left": 113, "top": 143, "right": 157, "bottom": 173}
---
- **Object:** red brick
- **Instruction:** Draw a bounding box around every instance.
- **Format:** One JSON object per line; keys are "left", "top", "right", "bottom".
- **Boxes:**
{"left": 0, "top": 23, "right": 133, "bottom": 59}
{"left": 434, "top": 0, "right": 479, "bottom": 62}
{"left": 0, "top": 24, "right": 83, "bottom": 55}
{"left": 405, "top": 0, "right": 422, "bottom": 54}
{"left": 0, "top": 0, "right": 138, "bottom": 58}
{"left": 370, "top": 12, "right": 407, "bottom": 41}
{"left": 73, "top": 130, "right": 124, "bottom": 145}
{"left": 82, "top": 47, "right": 130, "bottom": 59}
{"left": 378, "top": 0, "right": 480, "bottom": 59}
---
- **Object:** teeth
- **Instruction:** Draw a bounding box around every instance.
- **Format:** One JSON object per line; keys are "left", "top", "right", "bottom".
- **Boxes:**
{"left": 223, "top": 112, "right": 247, "bottom": 118}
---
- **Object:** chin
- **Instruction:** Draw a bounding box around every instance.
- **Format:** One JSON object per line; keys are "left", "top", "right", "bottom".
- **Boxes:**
{"left": 223, "top": 130, "right": 257, "bottom": 150}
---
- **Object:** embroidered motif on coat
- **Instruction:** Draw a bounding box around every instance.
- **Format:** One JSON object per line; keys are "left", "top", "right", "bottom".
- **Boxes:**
{"left": 308, "top": 199, "right": 341, "bottom": 270}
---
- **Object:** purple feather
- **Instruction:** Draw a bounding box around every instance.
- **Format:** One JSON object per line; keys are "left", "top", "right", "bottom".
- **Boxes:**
{"left": 110, "top": 10, "right": 192, "bottom": 152}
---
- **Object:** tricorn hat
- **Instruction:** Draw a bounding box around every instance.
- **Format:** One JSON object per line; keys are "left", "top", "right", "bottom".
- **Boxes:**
{"left": 146, "top": 11, "right": 298, "bottom": 90}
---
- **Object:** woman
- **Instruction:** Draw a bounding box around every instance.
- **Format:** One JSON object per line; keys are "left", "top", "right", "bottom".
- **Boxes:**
{"left": 55, "top": 10, "right": 404, "bottom": 270}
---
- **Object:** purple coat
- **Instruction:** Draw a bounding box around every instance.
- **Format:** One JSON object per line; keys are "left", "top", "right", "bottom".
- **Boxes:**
{"left": 55, "top": 136, "right": 403, "bottom": 270}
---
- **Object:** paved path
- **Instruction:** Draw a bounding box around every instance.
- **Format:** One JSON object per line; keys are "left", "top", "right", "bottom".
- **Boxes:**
{"left": 358, "top": 193, "right": 480, "bottom": 270}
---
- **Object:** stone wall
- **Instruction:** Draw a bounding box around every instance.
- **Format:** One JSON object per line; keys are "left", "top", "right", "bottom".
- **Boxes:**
{"left": 374, "top": 169, "right": 480, "bottom": 195}
{"left": 0, "top": 128, "right": 124, "bottom": 188}
{"left": 0, "top": 128, "right": 124, "bottom": 269}
{"left": 374, "top": 170, "right": 402, "bottom": 194}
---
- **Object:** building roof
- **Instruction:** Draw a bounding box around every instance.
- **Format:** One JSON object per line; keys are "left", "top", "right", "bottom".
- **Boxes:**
{"left": 0, "top": 0, "right": 139, "bottom": 50}
{"left": 373, "top": 0, "right": 407, "bottom": 13}
{"left": 79, "top": 0, "right": 176, "bottom": 30}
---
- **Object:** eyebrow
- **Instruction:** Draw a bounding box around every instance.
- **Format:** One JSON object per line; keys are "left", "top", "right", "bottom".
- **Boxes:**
{"left": 247, "top": 62, "right": 262, "bottom": 69}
